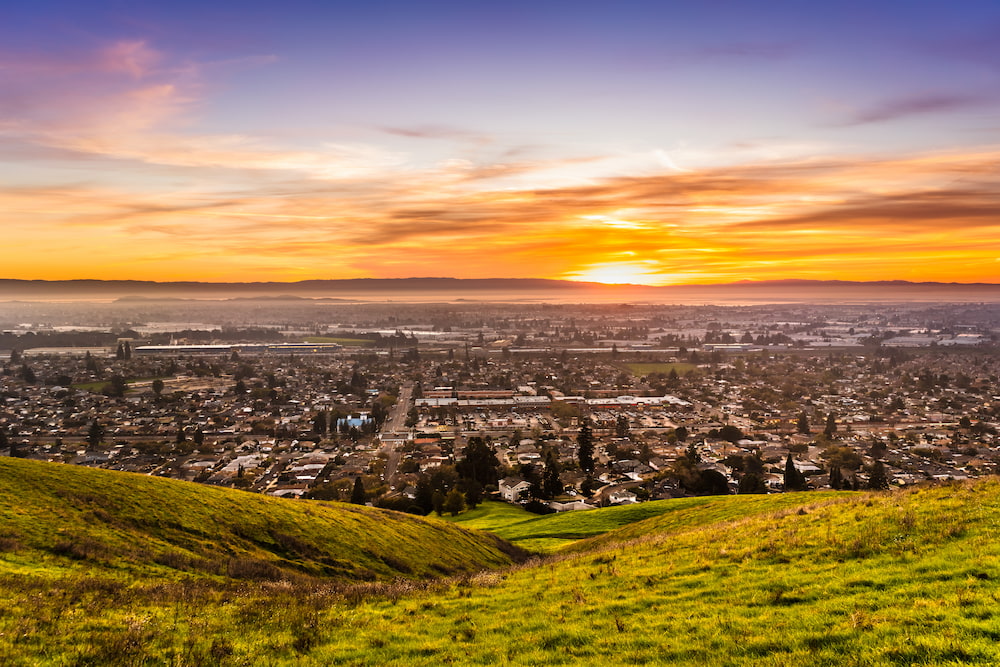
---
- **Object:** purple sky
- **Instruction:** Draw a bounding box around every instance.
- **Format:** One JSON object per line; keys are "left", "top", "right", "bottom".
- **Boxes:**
{"left": 3, "top": 1, "right": 1000, "bottom": 284}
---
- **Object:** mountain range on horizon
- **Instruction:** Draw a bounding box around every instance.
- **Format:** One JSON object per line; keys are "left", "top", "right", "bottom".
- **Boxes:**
{"left": 3, "top": 276, "right": 1000, "bottom": 291}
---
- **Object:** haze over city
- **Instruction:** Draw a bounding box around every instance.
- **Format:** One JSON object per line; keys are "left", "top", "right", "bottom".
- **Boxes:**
{"left": 4, "top": 0, "right": 1000, "bottom": 286}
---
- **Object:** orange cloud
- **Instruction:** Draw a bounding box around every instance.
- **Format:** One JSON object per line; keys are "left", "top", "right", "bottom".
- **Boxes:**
{"left": 4, "top": 42, "right": 1000, "bottom": 284}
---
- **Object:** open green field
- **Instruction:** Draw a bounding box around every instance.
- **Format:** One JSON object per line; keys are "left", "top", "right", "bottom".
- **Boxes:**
{"left": 71, "top": 376, "right": 165, "bottom": 392}
{"left": 622, "top": 362, "right": 697, "bottom": 377}
{"left": 304, "top": 336, "right": 374, "bottom": 346}
{"left": 3, "top": 458, "right": 1000, "bottom": 665}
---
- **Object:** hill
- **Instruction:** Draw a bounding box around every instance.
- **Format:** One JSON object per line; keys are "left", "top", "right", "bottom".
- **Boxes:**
{"left": 4, "top": 466, "right": 1000, "bottom": 665}
{"left": 447, "top": 493, "right": 852, "bottom": 552}
{"left": 3, "top": 276, "right": 1000, "bottom": 303}
{"left": 0, "top": 458, "right": 525, "bottom": 583}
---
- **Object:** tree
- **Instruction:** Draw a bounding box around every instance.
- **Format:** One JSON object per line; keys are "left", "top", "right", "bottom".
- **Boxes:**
{"left": 87, "top": 420, "right": 104, "bottom": 449}
{"left": 673, "top": 425, "right": 689, "bottom": 442}
{"left": 312, "top": 411, "right": 328, "bottom": 436}
{"left": 463, "top": 479, "right": 483, "bottom": 508}
{"left": 615, "top": 415, "right": 630, "bottom": 438}
{"left": 577, "top": 419, "right": 595, "bottom": 473}
{"left": 151, "top": 378, "right": 165, "bottom": 397}
{"left": 821, "top": 445, "right": 862, "bottom": 471}
{"left": 431, "top": 489, "right": 446, "bottom": 515}
{"left": 105, "top": 375, "right": 127, "bottom": 398}
{"left": 20, "top": 364, "right": 35, "bottom": 384}
{"left": 351, "top": 476, "right": 366, "bottom": 504}
{"left": 796, "top": 411, "right": 810, "bottom": 435}
{"left": 738, "top": 472, "right": 767, "bottom": 494}
{"left": 541, "top": 449, "right": 563, "bottom": 499}
{"left": 824, "top": 412, "right": 837, "bottom": 438}
{"left": 784, "top": 453, "right": 806, "bottom": 491}
{"left": 456, "top": 436, "right": 500, "bottom": 487}
{"left": 719, "top": 424, "right": 744, "bottom": 444}
{"left": 868, "top": 460, "right": 890, "bottom": 490}
{"left": 443, "top": 487, "right": 466, "bottom": 516}
{"left": 828, "top": 464, "right": 844, "bottom": 490}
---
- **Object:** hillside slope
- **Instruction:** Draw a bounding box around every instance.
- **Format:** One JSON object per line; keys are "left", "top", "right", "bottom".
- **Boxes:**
{"left": 0, "top": 458, "right": 525, "bottom": 582}
{"left": 4, "top": 466, "right": 1000, "bottom": 665}
{"left": 448, "top": 493, "right": 853, "bottom": 552}
{"left": 311, "top": 481, "right": 1000, "bottom": 665}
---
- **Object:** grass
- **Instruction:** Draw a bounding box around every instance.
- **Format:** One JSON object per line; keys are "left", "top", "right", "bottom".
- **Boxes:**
{"left": 3, "top": 460, "right": 1000, "bottom": 665}
{"left": 622, "top": 362, "right": 697, "bottom": 377}
{"left": 0, "top": 458, "right": 526, "bottom": 584}
{"left": 441, "top": 501, "right": 537, "bottom": 533}
{"left": 71, "top": 376, "right": 165, "bottom": 392}
{"left": 448, "top": 495, "right": 850, "bottom": 553}
{"left": 304, "top": 336, "right": 374, "bottom": 347}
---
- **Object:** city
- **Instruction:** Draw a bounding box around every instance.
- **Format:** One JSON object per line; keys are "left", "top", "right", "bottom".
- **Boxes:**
{"left": 4, "top": 299, "right": 999, "bottom": 515}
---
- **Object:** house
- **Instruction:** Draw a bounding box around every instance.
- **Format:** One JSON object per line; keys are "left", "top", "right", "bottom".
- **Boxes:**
{"left": 549, "top": 500, "right": 596, "bottom": 512}
{"left": 608, "top": 489, "right": 638, "bottom": 505}
{"left": 498, "top": 477, "right": 532, "bottom": 502}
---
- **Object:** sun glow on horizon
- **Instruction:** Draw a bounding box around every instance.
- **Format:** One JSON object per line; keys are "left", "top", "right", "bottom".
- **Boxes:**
{"left": 564, "top": 262, "right": 670, "bottom": 286}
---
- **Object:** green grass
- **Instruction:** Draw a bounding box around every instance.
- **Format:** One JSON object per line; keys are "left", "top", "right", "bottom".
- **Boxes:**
{"left": 442, "top": 501, "right": 537, "bottom": 532}
{"left": 449, "top": 496, "right": 853, "bottom": 553}
{"left": 623, "top": 362, "right": 697, "bottom": 377}
{"left": 0, "top": 458, "right": 525, "bottom": 584}
{"left": 71, "top": 376, "right": 165, "bottom": 392}
{"left": 304, "top": 336, "right": 374, "bottom": 347}
{"left": 4, "top": 461, "right": 1000, "bottom": 666}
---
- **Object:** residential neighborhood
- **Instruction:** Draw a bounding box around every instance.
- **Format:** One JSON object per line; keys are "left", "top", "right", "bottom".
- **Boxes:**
{"left": 3, "top": 299, "right": 1000, "bottom": 515}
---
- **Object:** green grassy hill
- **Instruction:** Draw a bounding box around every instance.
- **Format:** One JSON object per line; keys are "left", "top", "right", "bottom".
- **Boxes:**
{"left": 4, "top": 459, "right": 1000, "bottom": 665}
{"left": 448, "top": 494, "right": 852, "bottom": 552}
{"left": 0, "top": 457, "right": 524, "bottom": 583}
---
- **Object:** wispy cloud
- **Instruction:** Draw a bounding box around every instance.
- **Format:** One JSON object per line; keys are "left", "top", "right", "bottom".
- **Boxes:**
{"left": 839, "top": 92, "right": 992, "bottom": 126}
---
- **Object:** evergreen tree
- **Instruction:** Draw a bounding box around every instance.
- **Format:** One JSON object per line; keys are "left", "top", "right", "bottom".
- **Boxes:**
{"left": 828, "top": 464, "right": 843, "bottom": 490}
{"left": 456, "top": 436, "right": 500, "bottom": 487}
{"left": 577, "top": 419, "right": 595, "bottom": 473}
{"left": 86, "top": 420, "right": 104, "bottom": 449}
{"left": 351, "top": 476, "right": 366, "bottom": 504}
{"left": 542, "top": 449, "right": 563, "bottom": 499}
{"left": 312, "top": 411, "right": 328, "bottom": 436}
{"left": 868, "top": 460, "right": 890, "bottom": 490}
{"left": 673, "top": 425, "right": 689, "bottom": 442}
{"left": 824, "top": 412, "right": 837, "bottom": 438}
{"left": 615, "top": 415, "right": 630, "bottom": 438}
{"left": 151, "top": 378, "right": 165, "bottom": 397}
{"left": 784, "top": 453, "right": 806, "bottom": 491}
{"left": 797, "top": 411, "right": 810, "bottom": 435}
{"left": 463, "top": 479, "right": 483, "bottom": 508}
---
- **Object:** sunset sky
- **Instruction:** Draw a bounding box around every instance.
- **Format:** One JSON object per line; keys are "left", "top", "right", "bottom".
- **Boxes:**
{"left": 3, "top": 0, "right": 1000, "bottom": 285}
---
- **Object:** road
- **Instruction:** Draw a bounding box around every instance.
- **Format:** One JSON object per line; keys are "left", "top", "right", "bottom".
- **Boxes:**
{"left": 378, "top": 382, "right": 413, "bottom": 483}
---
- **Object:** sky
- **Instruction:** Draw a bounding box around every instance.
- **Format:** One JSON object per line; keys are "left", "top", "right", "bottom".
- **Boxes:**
{"left": 2, "top": 0, "right": 1000, "bottom": 286}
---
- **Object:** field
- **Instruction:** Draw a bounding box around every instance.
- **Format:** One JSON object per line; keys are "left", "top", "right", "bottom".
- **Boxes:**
{"left": 622, "top": 362, "right": 698, "bottom": 377}
{"left": 3, "top": 458, "right": 1000, "bottom": 665}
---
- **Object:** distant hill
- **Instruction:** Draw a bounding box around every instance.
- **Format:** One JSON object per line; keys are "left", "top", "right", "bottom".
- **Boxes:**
{"left": 2, "top": 276, "right": 1000, "bottom": 302}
